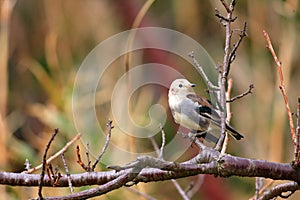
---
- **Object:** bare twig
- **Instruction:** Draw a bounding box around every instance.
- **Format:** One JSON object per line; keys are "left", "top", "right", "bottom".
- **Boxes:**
{"left": 227, "top": 84, "right": 254, "bottom": 103}
{"left": 76, "top": 145, "right": 90, "bottom": 171}
{"left": 259, "top": 182, "right": 299, "bottom": 200}
{"left": 46, "top": 164, "right": 53, "bottom": 185}
{"left": 85, "top": 143, "right": 91, "bottom": 170}
{"left": 295, "top": 98, "right": 300, "bottom": 166}
{"left": 214, "top": 0, "right": 246, "bottom": 151}
{"left": 24, "top": 133, "right": 81, "bottom": 174}
{"left": 255, "top": 177, "right": 263, "bottom": 199}
{"left": 61, "top": 153, "right": 73, "bottom": 194}
{"left": 91, "top": 119, "right": 114, "bottom": 171}
{"left": 263, "top": 30, "right": 296, "bottom": 150}
{"left": 221, "top": 78, "right": 234, "bottom": 153}
{"left": 220, "top": 0, "right": 231, "bottom": 13}
{"left": 125, "top": 187, "right": 157, "bottom": 200}
{"left": 149, "top": 137, "right": 160, "bottom": 156}
{"left": 149, "top": 126, "right": 189, "bottom": 199}
{"left": 215, "top": 0, "right": 236, "bottom": 151}
{"left": 46, "top": 164, "right": 61, "bottom": 187}
{"left": 215, "top": 8, "right": 237, "bottom": 24}
{"left": 250, "top": 180, "right": 274, "bottom": 200}
{"left": 185, "top": 175, "right": 205, "bottom": 198}
{"left": 188, "top": 51, "right": 220, "bottom": 91}
{"left": 38, "top": 128, "right": 59, "bottom": 199}
{"left": 159, "top": 124, "right": 166, "bottom": 159}
{"left": 171, "top": 179, "right": 190, "bottom": 200}
{"left": 227, "top": 22, "right": 247, "bottom": 72}
{"left": 4, "top": 150, "right": 300, "bottom": 187}
{"left": 42, "top": 167, "right": 142, "bottom": 200}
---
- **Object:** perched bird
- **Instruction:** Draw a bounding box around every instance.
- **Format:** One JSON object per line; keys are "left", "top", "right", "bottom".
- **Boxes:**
{"left": 168, "top": 79, "right": 244, "bottom": 140}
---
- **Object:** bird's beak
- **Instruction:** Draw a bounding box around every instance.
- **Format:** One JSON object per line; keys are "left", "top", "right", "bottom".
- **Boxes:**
{"left": 190, "top": 83, "right": 196, "bottom": 87}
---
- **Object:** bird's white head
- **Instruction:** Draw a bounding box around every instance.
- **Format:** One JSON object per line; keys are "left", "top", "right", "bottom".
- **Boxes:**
{"left": 169, "top": 79, "right": 195, "bottom": 96}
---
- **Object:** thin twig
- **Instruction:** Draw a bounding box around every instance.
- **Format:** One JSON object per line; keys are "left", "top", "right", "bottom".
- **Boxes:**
{"left": 221, "top": 78, "right": 234, "bottom": 153}
{"left": 185, "top": 174, "right": 205, "bottom": 198}
{"left": 61, "top": 153, "right": 73, "bottom": 194}
{"left": 125, "top": 187, "right": 157, "bottom": 200}
{"left": 24, "top": 133, "right": 81, "bottom": 174}
{"left": 255, "top": 177, "right": 263, "bottom": 200}
{"left": 86, "top": 143, "right": 91, "bottom": 170}
{"left": 46, "top": 164, "right": 53, "bottom": 185}
{"left": 149, "top": 127, "right": 189, "bottom": 200}
{"left": 38, "top": 128, "right": 59, "bottom": 199}
{"left": 220, "top": 0, "right": 230, "bottom": 13}
{"left": 215, "top": 0, "right": 238, "bottom": 151}
{"left": 149, "top": 137, "right": 160, "bottom": 156}
{"left": 227, "top": 84, "right": 254, "bottom": 103}
{"left": 227, "top": 22, "right": 247, "bottom": 73}
{"left": 76, "top": 145, "right": 90, "bottom": 171}
{"left": 159, "top": 124, "right": 166, "bottom": 159}
{"left": 91, "top": 119, "right": 114, "bottom": 171}
{"left": 263, "top": 30, "right": 296, "bottom": 148}
{"left": 259, "top": 182, "right": 299, "bottom": 200}
{"left": 295, "top": 98, "right": 300, "bottom": 166}
{"left": 250, "top": 180, "right": 274, "bottom": 200}
{"left": 46, "top": 164, "right": 61, "bottom": 187}
{"left": 188, "top": 51, "right": 220, "bottom": 91}
{"left": 42, "top": 167, "right": 142, "bottom": 200}
{"left": 215, "top": 8, "right": 237, "bottom": 23}
{"left": 171, "top": 179, "right": 190, "bottom": 200}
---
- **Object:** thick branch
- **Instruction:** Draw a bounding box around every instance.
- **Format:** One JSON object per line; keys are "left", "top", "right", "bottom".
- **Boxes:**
{"left": 2, "top": 149, "right": 300, "bottom": 188}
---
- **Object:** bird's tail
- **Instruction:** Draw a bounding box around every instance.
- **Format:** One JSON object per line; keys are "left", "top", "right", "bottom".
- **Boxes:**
{"left": 225, "top": 124, "right": 244, "bottom": 140}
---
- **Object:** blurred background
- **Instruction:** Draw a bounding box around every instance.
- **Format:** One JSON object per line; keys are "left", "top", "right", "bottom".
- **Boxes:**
{"left": 1, "top": 0, "right": 300, "bottom": 199}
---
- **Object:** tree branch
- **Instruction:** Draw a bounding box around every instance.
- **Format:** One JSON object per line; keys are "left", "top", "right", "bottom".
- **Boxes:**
{"left": 91, "top": 119, "right": 114, "bottom": 171}
{"left": 296, "top": 98, "right": 300, "bottom": 166}
{"left": 23, "top": 133, "right": 81, "bottom": 174}
{"left": 263, "top": 30, "right": 296, "bottom": 162}
{"left": 259, "top": 182, "right": 299, "bottom": 200}
{"left": 38, "top": 128, "right": 59, "bottom": 199}
{"left": 2, "top": 149, "right": 300, "bottom": 188}
{"left": 226, "top": 84, "right": 254, "bottom": 103}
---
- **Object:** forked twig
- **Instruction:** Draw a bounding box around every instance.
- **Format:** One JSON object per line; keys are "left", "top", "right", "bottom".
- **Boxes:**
{"left": 24, "top": 133, "right": 81, "bottom": 174}
{"left": 188, "top": 51, "right": 220, "bottom": 91}
{"left": 215, "top": 0, "right": 246, "bottom": 151}
{"left": 38, "top": 128, "right": 59, "bottom": 199}
{"left": 227, "top": 84, "right": 254, "bottom": 103}
{"left": 76, "top": 145, "right": 91, "bottom": 172}
{"left": 91, "top": 119, "right": 114, "bottom": 171}
{"left": 149, "top": 126, "right": 189, "bottom": 200}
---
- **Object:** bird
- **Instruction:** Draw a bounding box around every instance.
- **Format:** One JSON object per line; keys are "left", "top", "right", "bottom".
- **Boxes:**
{"left": 168, "top": 79, "right": 244, "bottom": 141}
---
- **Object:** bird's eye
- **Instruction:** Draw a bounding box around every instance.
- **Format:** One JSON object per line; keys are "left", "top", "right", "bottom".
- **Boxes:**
{"left": 178, "top": 84, "right": 183, "bottom": 88}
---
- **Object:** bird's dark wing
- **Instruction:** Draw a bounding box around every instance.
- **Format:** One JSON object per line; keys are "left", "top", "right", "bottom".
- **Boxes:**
{"left": 186, "top": 94, "right": 212, "bottom": 108}
{"left": 186, "top": 94, "right": 244, "bottom": 140}
{"left": 186, "top": 94, "right": 220, "bottom": 120}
